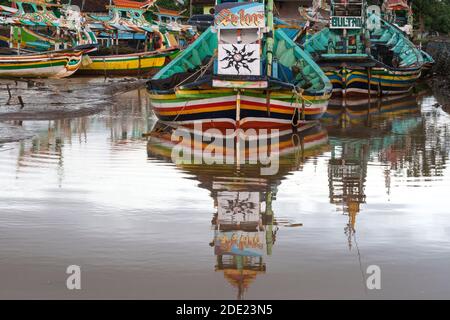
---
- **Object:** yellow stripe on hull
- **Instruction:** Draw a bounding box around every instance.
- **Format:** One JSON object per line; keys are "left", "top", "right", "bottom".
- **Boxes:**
{"left": 80, "top": 56, "right": 166, "bottom": 72}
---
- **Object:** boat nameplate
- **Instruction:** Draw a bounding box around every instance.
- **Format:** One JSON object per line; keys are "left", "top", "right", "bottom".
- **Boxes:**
{"left": 330, "top": 16, "right": 363, "bottom": 29}
{"left": 215, "top": 2, "right": 265, "bottom": 29}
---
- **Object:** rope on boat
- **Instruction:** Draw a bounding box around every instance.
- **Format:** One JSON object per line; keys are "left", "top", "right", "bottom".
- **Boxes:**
{"left": 174, "top": 53, "right": 216, "bottom": 92}
{"left": 168, "top": 54, "right": 217, "bottom": 125}
{"left": 291, "top": 87, "right": 313, "bottom": 127}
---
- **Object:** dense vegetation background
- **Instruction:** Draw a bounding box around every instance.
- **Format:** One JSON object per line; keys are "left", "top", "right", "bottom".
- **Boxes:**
{"left": 412, "top": 0, "right": 450, "bottom": 35}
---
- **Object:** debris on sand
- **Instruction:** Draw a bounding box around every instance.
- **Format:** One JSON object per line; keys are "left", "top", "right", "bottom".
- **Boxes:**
{"left": 0, "top": 77, "right": 146, "bottom": 121}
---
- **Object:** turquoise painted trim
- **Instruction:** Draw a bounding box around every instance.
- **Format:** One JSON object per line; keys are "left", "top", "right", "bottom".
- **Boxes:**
{"left": 274, "top": 29, "right": 333, "bottom": 94}
{"left": 321, "top": 53, "right": 369, "bottom": 58}
{"left": 421, "top": 50, "right": 435, "bottom": 64}
{"left": 152, "top": 23, "right": 332, "bottom": 96}
{"left": 153, "top": 27, "right": 216, "bottom": 80}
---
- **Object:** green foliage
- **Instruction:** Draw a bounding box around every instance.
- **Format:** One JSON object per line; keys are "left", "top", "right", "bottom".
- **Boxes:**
{"left": 413, "top": 0, "right": 450, "bottom": 34}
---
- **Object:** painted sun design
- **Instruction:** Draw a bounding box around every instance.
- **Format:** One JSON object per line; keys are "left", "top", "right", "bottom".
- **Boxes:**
{"left": 220, "top": 45, "right": 257, "bottom": 74}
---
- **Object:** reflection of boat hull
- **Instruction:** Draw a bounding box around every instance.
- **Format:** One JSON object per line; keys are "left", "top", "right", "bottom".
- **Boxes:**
{"left": 326, "top": 67, "right": 422, "bottom": 97}
{"left": 148, "top": 90, "right": 329, "bottom": 129}
{"left": 323, "top": 93, "right": 420, "bottom": 124}
{"left": 0, "top": 49, "right": 84, "bottom": 78}
{"left": 77, "top": 49, "right": 179, "bottom": 77}
{"left": 146, "top": 121, "right": 329, "bottom": 299}
{"left": 146, "top": 121, "right": 330, "bottom": 180}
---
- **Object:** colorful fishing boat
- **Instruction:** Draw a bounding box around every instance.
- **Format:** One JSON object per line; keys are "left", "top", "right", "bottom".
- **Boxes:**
{"left": 147, "top": 0, "right": 332, "bottom": 130}
{"left": 302, "top": 0, "right": 425, "bottom": 97}
{"left": 380, "top": 0, "right": 435, "bottom": 77}
{"left": 77, "top": 0, "right": 192, "bottom": 77}
{"left": 78, "top": 48, "right": 179, "bottom": 77}
{"left": 420, "top": 50, "right": 435, "bottom": 77}
{"left": 0, "top": 1, "right": 97, "bottom": 78}
{"left": 0, "top": 47, "right": 85, "bottom": 78}
{"left": 0, "top": 0, "right": 97, "bottom": 51}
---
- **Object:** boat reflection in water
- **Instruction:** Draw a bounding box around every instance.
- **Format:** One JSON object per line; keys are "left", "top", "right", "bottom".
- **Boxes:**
{"left": 9, "top": 88, "right": 150, "bottom": 182}
{"left": 146, "top": 122, "right": 330, "bottom": 299}
{"left": 323, "top": 93, "right": 422, "bottom": 126}
{"left": 324, "top": 93, "right": 425, "bottom": 249}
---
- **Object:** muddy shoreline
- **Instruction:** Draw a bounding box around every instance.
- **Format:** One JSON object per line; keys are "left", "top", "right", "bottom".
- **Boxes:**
{"left": 0, "top": 78, "right": 145, "bottom": 120}
{"left": 426, "top": 39, "right": 450, "bottom": 109}
{"left": 0, "top": 77, "right": 146, "bottom": 143}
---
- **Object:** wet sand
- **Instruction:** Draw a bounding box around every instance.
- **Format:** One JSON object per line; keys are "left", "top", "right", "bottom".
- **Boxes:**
{"left": 0, "top": 78, "right": 145, "bottom": 123}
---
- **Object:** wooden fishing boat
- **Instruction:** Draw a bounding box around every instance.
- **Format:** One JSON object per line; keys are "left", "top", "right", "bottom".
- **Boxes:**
{"left": 1, "top": 1, "right": 97, "bottom": 51}
{"left": 420, "top": 49, "right": 435, "bottom": 77}
{"left": 77, "top": 48, "right": 179, "bottom": 77}
{"left": 147, "top": 0, "right": 332, "bottom": 130}
{"left": 0, "top": 47, "right": 86, "bottom": 78}
{"left": 302, "top": 0, "right": 425, "bottom": 97}
{"left": 380, "top": 0, "right": 435, "bottom": 77}
{"left": 77, "top": 0, "right": 192, "bottom": 77}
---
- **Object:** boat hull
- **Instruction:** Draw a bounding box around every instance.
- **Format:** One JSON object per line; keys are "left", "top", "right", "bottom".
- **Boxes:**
{"left": 77, "top": 50, "right": 179, "bottom": 77}
{"left": 420, "top": 63, "right": 433, "bottom": 78}
{"left": 0, "top": 50, "right": 83, "bottom": 79}
{"left": 325, "top": 67, "right": 422, "bottom": 97}
{"left": 148, "top": 89, "right": 330, "bottom": 129}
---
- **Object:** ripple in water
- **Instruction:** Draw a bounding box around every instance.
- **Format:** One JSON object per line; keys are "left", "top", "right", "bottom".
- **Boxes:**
{"left": 0, "top": 90, "right": 449, "bottom": 299}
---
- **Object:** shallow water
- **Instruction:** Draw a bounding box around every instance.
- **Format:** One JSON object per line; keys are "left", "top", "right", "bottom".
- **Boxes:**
{"left": 0, "top": 89, "right": 450, "bottom": 299}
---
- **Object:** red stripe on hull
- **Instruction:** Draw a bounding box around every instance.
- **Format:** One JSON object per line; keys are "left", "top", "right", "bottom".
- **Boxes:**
{"left": 153, "top": 101, "right": 236, "bottom": 113}
{"left": 153, "top": 99, "right": 324, "bottom": 114}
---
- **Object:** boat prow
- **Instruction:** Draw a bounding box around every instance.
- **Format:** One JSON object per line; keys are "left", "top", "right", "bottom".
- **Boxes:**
{"left": 0, "top": 47, "right": 90, "bottom": 79}
{"left": 147, "top": 1, "right": 332, "bottom": 129}
{"left": 303, "top": 2, "right": 425, "bottom": 97}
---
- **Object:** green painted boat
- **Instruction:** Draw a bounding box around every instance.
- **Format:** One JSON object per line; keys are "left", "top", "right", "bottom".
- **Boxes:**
{"left": 2, "top": 0, "right": 97, "bottom": 51}
{"left": 147, "top": 0, "right": 332, "bottom": 129}
{"left": 78, "top": 0, "right": 192, "bottom": 76}
{"left": 420, "top": 49, "right": 435, "bottom": 77}
{"left": 302, "top": 1, "right": 425, "bottom": 97}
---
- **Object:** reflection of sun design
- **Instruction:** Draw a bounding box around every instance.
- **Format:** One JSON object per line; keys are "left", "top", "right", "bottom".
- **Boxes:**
{"left": 221, "top": 45, "right": 257, "bottom": 74}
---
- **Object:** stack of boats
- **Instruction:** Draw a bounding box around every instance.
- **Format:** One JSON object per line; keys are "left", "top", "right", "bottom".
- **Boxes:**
{"left": 0, "top": 0, "right": 194, "bottom": 78}
{"left": 147, "top": 0, "right": 332, "bottom": 130}
{"left": 0, "top": 0, "right": 96, "bottom": 78}
{"left": 146, "top": 0, "right": 434, "bottom": 129}
{"left": 77, "top": 0, "right": 194, "bottom": 77}
{"left": 0, "top": 0, "right": 436, "bottom": 126}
